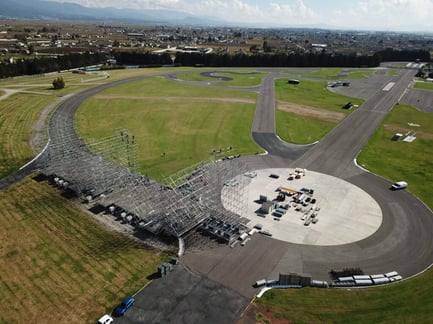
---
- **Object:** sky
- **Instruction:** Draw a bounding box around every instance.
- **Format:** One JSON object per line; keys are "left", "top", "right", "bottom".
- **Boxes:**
{"left": 50, "top": 0, "right": 433, "bottom": 32}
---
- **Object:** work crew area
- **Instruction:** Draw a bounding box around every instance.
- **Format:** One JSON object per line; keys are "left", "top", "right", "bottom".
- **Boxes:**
{"left": 222, "top": 168, "right": 383, "bottom": 246}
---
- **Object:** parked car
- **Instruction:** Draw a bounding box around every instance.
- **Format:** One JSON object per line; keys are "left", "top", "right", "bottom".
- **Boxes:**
{"left": 390, "top": 181, "right": 408, "bottom": 190}
{"left": 114, "top": 296, "right": 135, "bottom": 316}
{"left": 97, "top": 314, "right": 113, "bottom": 324}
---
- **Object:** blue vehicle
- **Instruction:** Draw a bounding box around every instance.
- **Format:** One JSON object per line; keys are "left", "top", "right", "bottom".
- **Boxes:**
{"left": 114, "top": 296, "right": 135, "bottom": 316}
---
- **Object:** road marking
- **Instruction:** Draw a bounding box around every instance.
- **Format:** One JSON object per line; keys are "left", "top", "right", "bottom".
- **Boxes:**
{"left": 382, "top": 82, "right": 395, "bottom": 91}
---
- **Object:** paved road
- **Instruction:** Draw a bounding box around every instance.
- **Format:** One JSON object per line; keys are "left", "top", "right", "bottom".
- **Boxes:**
{"left": 182, "top": 67, "right": 433, "bottom": 315}
{"left": 251, "top": 72, "right": 312, "bottom": 160}
{"left": 249, "top": 68, "right": 433, "bottom": 281}
{"left": 2, "top": 67, "right": 433, "bottom": 323}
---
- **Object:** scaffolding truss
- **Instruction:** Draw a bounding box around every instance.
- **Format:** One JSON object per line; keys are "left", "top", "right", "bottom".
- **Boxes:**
{"left": 39, "top": 122, "right": 252, "bottom": 241}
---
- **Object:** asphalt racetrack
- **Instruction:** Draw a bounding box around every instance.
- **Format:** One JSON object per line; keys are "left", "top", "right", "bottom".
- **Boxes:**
{"left": 124, "top": 67, "right": 433, "bottom": 323}
{"left": 6, "top": 66, "right": 432, "bottom": 323}
{"left": 181, "top": 67, "right": 433, "bottom": 322}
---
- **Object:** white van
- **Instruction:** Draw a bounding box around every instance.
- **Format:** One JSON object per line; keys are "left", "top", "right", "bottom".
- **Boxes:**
{"left": 391, "top": 181, "right": 408, "bottom": 190}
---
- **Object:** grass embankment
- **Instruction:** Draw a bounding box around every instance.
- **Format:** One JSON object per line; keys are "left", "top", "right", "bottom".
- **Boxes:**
{"left": 0, "top": 94, "right": 53, "bottom": 178}
{"left": 256, "top": 267, "right": 433, "bottom": 323}
{"left": 275, "top": 79, "right": 363, "bottom": 143}
{"left": 0, "top": 177, "right": 168, "bottom": 323}
{"left": 76, "top": 77, "right": 261, "bottom": 180}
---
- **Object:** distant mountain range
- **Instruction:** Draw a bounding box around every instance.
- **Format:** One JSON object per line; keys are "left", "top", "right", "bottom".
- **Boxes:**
{"left": 0, "top": 0, "right": 228, "bottom": 26}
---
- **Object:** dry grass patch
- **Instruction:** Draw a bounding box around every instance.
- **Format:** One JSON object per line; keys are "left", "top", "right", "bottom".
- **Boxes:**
{"left": 277, "top": 101, "right": 345, "bottom": 123}
{"left": 0, "top": 94, "right": 54, "bottom": 178}
{"left": 0, "top": 176, "right": 168, "bottom": 323}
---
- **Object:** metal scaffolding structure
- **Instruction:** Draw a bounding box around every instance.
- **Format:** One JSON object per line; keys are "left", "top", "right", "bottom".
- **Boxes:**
{"left": 38, "top": 115, "right": 252, "bottom": 242}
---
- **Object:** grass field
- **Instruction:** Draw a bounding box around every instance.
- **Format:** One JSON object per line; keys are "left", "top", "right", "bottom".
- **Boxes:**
{"left": 256, "top": 103, "right": 433, "bottom": 323}
{"left": 274, "top": 78, "right": 361, "bottom": 143}
{"left": 256, "top": 267, "right": 433, "bottom": 323}
{"left": 275, "top": 79, "right": 364, "bottom": 113}
{"left": 0, "top": 68, "right": 184, "bottom": 180}
{"left": 0, "top": 94, "right": 54, "bottom": 178}
{"left": 76, "top": 96, "right": 261, "bottom": 179}
{"left": 76, "top": 75, "right": 261, "bottom": 180}
{"left": 0, "top": 176, "right": 169, "bottom": 323}
{"left": 414, "top": 81, "right": 433, "bottom": 90}
{"left": 175, "top": 70, "right": 267, "bottom": 86}
{"left": 2, "top": 67, "right": 433, "bottom": 322}
{"left": 0, "top": 67, "right": 183, "bottom": 95}
{"left": 357, "top": 104, "right": 433, "bottom": 209}
{"left": 275, "top": 109, "right": 337, "bottom": 144}
{"left": 100, "top": 75, "right": 258, "bottom": 99}
{"left": 283, "top": 68, "right": 372, "bottom": 80}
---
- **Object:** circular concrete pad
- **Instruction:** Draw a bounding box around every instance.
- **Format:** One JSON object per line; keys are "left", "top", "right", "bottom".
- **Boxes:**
{"left": 221, "top": 168, "right": 382, "bottom": 246}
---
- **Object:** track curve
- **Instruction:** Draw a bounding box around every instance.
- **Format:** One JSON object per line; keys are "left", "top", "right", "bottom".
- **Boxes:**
{"left": 250, "top": 68, "right": 433, "bottom": 280}
{"left": 2, "top": 67, "right": 432, "bottom": 283}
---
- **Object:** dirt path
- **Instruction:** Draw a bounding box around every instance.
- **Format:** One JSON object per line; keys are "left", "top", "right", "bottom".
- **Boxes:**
{"left": 277, "top": 101, "right": 345, "bottom": 123}
{"left": 0, "top": 88, "right": 21, "bottom": 100}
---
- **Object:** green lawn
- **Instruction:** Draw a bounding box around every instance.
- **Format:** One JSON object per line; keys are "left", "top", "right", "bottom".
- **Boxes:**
{"left": 258, "top": 103, "right": 433, "bottom": 323}
{"left": 382, "top": 104, "right": 433, "bottom": 133}
{"left": 358, "top": 104, "right": 433, "bottom": 209}
{"left": 276, "top": 109, "right": 337, "bottom": 144}
{"left": 275, "top": 79, "right": 363, "bottom": 113}
{"left": 2, "top": 67, "right": 433, "bottom": 323}
{"left": 101, "top": 76, "right": 258, "bottom": 99}
{"left": 175, "top": 71, "right": 267, "bottom": 87}
{"left": 257, "top": 268, "right": 433, "bottom": 323}
{"left": 76, "top": 97, "right": 261, "bottom": 180}
{"left": 414, "top": 81, "right": 433, "bottom": 90}
{"left": 283, "top": 68, "right": 372, "bottom": 80}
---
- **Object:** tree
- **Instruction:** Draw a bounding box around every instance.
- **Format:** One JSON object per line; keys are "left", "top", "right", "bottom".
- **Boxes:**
{"left": 263, "top": 41, "right": 272, "bottom": 53}
{"left": 52, "top": 77, "right": 65, "bottom": 89}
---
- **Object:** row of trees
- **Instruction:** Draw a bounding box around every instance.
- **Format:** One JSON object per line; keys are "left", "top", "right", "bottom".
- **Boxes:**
{"left": 113, "top": 48, "right": 430, "bottom": 68}
{"left": 375, "top": 48, "right": 430, "bottom": 62}
{"left": 0, "top": 52, "right": 105, "bottom": 79}
{"left": 113, "top": 50, "right": 381, "bottom": 68}
{"left": 173, "top": 52, "right": 381, "bottom": 68}
{"left": 1, "top": 48, "right": 430, "bottom": 79}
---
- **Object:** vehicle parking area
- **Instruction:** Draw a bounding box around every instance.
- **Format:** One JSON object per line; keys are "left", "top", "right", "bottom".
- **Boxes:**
{"left": 222, "top": 168, "right": 383, "bottom": 246}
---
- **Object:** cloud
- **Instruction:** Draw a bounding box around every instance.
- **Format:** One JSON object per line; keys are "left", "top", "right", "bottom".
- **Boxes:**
{"left": 47, "top": 0, "right": 433, "bottom": 31}
{"left": 268, "top": 0, "right": 319, "bottom": 22}
{"left": 186, "top": 0, "right": 264, "bottom": 21}
{"left": 52, "top": 0, "right": 182, "bottom": 10}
